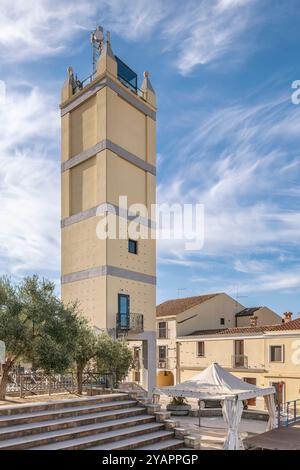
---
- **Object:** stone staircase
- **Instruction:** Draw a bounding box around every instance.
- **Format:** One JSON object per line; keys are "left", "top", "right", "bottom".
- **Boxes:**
{"left": 0, "top": 393, "right": 184, "bottom": 450}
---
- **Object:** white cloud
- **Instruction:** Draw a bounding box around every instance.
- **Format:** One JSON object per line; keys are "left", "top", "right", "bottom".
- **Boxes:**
{"left": 162, "top": 0, "right": 259, "bottom": 74}
{"left": 0, "top": 84, "right": 60, "bottom": 277}
{"left": 0, "top": 0, "right": 167, "bottom": 62}
{"left": 234, "top": 270, "right": 300, "bottom": 294}
{"left": 233, "top": 259, "right": 271, "bottom": 274}
{"left": 0, "top": 0, "right": 262, "bottom": 75}
{"left": 157, "top": 89, "right": 300, "bottom": 263}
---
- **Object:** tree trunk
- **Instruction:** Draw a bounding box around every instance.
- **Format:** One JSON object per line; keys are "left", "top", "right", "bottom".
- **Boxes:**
{"left": 77, "top": 366, "right": 83, "bottom": 395}
{"left": 0, "top": 362, "right": 12, "bottom": 401}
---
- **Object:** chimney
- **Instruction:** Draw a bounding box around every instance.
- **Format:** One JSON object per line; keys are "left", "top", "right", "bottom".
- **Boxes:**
{"left": 282, "top": 311, "right": 293, "bottom": 323}
{"left": 250, "top": 315, "right": 258, "bottom": 327}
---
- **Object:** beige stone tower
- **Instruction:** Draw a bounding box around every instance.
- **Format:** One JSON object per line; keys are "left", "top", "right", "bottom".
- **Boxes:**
{"left": 60, "top": 29, "right": 157, "bottom": 393}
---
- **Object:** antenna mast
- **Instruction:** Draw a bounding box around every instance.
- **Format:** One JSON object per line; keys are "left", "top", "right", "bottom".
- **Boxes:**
{"left": 90, "top": 25, "right": 104, "bottom": 75}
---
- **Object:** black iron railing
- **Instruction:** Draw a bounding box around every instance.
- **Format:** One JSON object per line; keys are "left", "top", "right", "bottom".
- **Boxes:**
{"left": 157, "top": 359, "right": 169, "bottom": 369}
{"left": 232, "top": 354, "right": 248, "bottom": 368}
{"left": 116, "top": 312, "right": 144, "bottom": 336}
{"left": 6, "top": 371, "right": 114, "bottom": 398}
{"left": 277, "top": 399, "right": 300, "bottom": 427}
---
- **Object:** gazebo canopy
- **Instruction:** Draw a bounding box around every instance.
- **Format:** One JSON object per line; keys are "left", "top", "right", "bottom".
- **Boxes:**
{"left": 154, "top": 362, "right": 275, "bottom": 401}
{"left": 154, "top": 363, "right": 276, "bottom": 450}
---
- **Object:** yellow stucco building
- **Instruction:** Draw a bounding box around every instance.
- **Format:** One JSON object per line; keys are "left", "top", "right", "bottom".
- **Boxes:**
{"left": 155, "top": 293, "right": 281, "bottom": 388}
{"left": 60, "top": 27, "right": 157, "bottom": 393}
{"left": 178, "top": 314, "right": 300, "bottom": 409}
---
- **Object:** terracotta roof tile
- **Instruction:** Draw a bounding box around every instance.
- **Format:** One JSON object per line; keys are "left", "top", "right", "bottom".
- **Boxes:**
{"left": 189, "top": 317, "right": 300, "bottom": 337}
{"left": 156, "top": 293, "right": 221, "bottom": 318}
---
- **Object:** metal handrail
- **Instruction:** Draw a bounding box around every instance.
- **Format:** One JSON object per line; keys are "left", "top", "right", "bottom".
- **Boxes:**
{"left": 232, "top": 354, "right": 248, "bottom": 368}
{"left": 72, "top": 71, "right": 145, "bottom": 100}
{"left": 157, "top": 359, "right": 170, "bottom": 369}
{"left": 277, "top": 399, "right": 300, "bottom": 427}
{"left": 116, "top": 312, "right": 144, "bottom": 336}
{"left": 6, "top": 371, "right": 114, "bottom": 398}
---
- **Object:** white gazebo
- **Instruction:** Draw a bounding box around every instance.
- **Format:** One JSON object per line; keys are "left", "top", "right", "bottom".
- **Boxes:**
{"left": 154, "top": 362, "right": 276, "bottom": 450}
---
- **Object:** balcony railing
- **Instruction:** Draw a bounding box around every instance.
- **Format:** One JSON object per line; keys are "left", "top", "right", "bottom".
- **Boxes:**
{"left": 157, "top": 328, "right": 170, "bottom": 339}
{"left": 157, "top": 359, "right": 170, "bottom": 369}
{"left": 278, "top": 399, "right": 300, "bottom": 427}
{"left": 116, "top": 313, "right": 144, "bottom": 336}
{"left": 232, "top": 354, "right": 248, "bottom": 368}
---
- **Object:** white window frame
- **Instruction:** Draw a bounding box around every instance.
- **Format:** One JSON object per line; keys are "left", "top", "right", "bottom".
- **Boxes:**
{"left": 196, "top": 341, "right": 205, "bottom": 357}
{"left": 269, "top": 344, "right": 284, "bottom": 363}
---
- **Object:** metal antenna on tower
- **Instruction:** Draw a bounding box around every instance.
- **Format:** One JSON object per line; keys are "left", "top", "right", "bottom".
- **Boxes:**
{"left": 90, "top": 25, "right": 104, "bottom": 75}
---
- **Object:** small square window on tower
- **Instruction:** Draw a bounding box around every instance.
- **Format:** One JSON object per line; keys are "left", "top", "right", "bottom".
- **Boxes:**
{"left": 128, "top": 239, "right": 138, "bottom": 254}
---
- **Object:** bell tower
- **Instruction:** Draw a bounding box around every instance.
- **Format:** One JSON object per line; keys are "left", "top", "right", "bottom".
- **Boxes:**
{"left": 60, "top": 28, "right": 157, "bottom": 393}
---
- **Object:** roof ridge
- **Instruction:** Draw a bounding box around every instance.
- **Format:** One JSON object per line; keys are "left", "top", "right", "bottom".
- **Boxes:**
{"left": 156, "top": 293, "right": 222, "bottom": 317}
{"left": 188, "top": 317, "right": 300, "bottom": 337}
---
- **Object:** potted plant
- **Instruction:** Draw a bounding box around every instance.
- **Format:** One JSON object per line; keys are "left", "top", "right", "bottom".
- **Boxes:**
{"left": 166, "top": 396, "right": 191, "bottom": 416}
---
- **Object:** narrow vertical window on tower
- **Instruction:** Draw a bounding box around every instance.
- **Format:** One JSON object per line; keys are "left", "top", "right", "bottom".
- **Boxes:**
{"left": 128, "top": 239, "right": 138, "bottom": 254}
{"left": 118, "top": 294, "right": 130, "bottom": 330}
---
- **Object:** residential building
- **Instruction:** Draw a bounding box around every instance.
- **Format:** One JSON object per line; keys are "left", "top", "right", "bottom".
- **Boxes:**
{"left": 60, "top": 28, "right": 157, "bottom": 393}
{"left": 155, "top": 293, "right": 281, "bottom": 387}
{"left": 236, "top": 307, "right": 281, "bottom": 327}
{"left": 178, "top": 313, "right": 300, "bottom": 409}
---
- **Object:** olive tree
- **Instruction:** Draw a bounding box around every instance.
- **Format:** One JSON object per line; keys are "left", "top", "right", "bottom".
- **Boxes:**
{"left": 95, "top": 334, "right": 134, "bottom": 387}
{"left": 72, "top": 319, "right": 97, "bottom": 394}
{"left": 0, "top": 276, "right": 79, "bottom": 400}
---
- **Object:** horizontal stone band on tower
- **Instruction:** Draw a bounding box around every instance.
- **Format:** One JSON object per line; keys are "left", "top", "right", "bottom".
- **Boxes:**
{"left": 60, "top": 76, "right": 156, "bottom": 121}
{"left": 61, "top": 265, "right": 157, "bottom": 285}
{"left": 61, "top": 139, "right": 156, "bottom": 176}
{"left": 61, "top": 202, "right": 156, "bottom": 229}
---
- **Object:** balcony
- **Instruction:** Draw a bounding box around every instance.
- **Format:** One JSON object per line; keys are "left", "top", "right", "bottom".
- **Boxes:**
{"left": 116, "top": 313, "right": 144, "bottom": 337}
{"left": 157, "top": 359, "right": 170, "bottom": 370}
{"left": 232, "top": 355, "right": 248, "bottom": 369}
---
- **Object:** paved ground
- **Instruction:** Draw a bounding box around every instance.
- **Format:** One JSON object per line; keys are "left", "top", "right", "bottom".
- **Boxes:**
{"left": 159, "top": 395, "right": 268, "bottom": 449}
{"left": 0, "top": 392, "right": 82, "bottom": 406}
{"left": 177, "top": 414, "right": 267, "bottom": 434}
{"left": 245, "top": 422, "right": 300, "bottom": 450}
{"left": 173, "top": 416, "right": 267, "bottom": 450}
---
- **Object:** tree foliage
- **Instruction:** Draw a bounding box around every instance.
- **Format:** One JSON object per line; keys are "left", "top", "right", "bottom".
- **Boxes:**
{"left": 0, "top": 275, "right": 136, "bottom": 399}
{"left": 72, "top": 319, "right": 97, "bottom": 394}
{"left": 95, "top": 334, "right": 134, "bottom": 386}
{"left": 0, "top": 275, "right": 79, "bottom": 399}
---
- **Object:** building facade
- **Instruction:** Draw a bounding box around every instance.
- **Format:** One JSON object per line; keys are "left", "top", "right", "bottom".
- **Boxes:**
{"left": 155, "top": 293, "right": 281, "bottom": 387}
{"left": 178, "top": 314, "right": 300, "bottom": 409}
{"left": 60, "top": 29, "right": 157, "bottom": 393}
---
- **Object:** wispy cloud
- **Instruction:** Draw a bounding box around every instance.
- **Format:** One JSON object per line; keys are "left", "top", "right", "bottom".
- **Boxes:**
{"left": 0, "top": 0, "right": 262, "bottom": 75}
{"left": 157, "top": 82, "right": 300, "bottom": 297}
{"left": 0, "top": 83, "right": 60, "bottom": 277}
{"left": 0, "top": 0, "right": 167, "bottom": 62}
{"left": 162, "top": 0, "right": 260, "bottom": 74}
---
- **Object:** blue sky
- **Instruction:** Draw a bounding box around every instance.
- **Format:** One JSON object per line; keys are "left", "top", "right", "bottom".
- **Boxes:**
{"left": 0, "top": 0, "right": 300, "bottom": 316}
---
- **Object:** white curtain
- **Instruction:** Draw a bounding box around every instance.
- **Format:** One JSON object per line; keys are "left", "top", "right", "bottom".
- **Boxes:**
{"left": 222, "top": 398, "right": 244, "bottom": 450}
{"left": 264, "top": 394, "right": 277, "bottom": 431}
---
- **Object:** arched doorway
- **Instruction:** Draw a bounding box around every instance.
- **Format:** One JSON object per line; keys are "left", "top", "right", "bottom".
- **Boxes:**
{"left": 157, "top": 370, "right": 174, "bottom": 387}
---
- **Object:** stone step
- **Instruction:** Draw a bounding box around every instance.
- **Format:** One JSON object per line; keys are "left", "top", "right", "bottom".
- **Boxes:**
{"left": 88, "top": 429, "right": 177, "bottom": 450}
{"left": 30, "top": 422, "right": 167, "bottom": 450}
{"left": 0, "top": 393, "right": 128, "bottom": 417}
{"left": 0, "top": 399, "right": 137, "bottom": 428}
{"left": 0, "top": 415, "right": 158, "bottom": 450}
{"left": 0, "top": 406, "right": 146, "bottom": 441}
{"left": 136, "top": 438, "right": 184, "bottom": 450}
